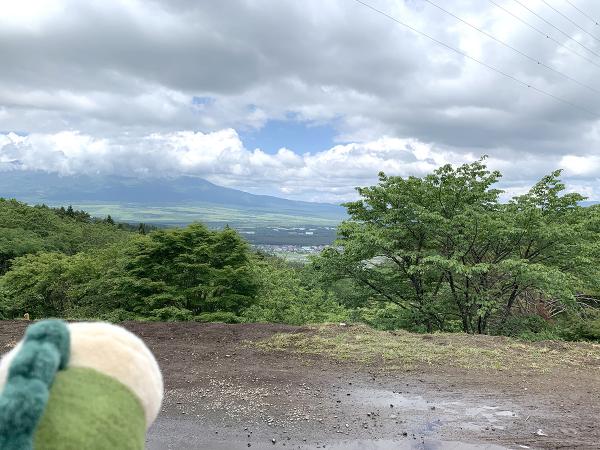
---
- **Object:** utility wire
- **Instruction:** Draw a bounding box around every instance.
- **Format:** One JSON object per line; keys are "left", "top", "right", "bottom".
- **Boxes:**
{"left": 421, "top": 0, "right": 600, "bottom": 96}
{"left": 490, "top": 0, "right": 600, "bottom": 69}
{"left": 511, "top": 0, "right": 600, "bottom": 59}
{"left": 564, "top": 0, "right": 599, "bottom": 26}
{"left": 351, "top": 0, "right": 597, "bottom": 116}
{"left": 540, "top": 0, "right": 600, "bottom": 43}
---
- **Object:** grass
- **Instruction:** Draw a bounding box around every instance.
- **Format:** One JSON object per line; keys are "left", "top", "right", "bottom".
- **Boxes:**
{"left": 254, "top": 324, "right": 600, "bottom": 373}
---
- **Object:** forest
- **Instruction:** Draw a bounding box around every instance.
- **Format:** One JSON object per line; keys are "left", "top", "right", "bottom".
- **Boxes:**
{"left": 1, "top": 159, "right": 599, "bottom": 342}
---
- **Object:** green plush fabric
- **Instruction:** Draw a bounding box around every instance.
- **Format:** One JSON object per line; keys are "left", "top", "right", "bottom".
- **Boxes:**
{"left": 0, "top": 320, "right": 70, "bottom": 450}
{"left": 34, "top": 367, "right": 146, "bottom": 450}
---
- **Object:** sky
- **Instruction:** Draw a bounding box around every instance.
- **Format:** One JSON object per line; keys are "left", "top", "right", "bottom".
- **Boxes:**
{"left": 1, "top": 0, "right": 600, "bottom": 203}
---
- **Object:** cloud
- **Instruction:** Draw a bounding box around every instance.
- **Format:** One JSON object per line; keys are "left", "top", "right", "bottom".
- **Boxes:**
{"left": 3, "top": 129, "right": 596, "bottom": 202}
{"left": 1, "top": 0, "right": 600, "bottom": 200}
{"left": 559, "top": 154, "right": 600, "bottom": 176}
{"left": 0, "top": 130, "right": 453, "bottom": 201}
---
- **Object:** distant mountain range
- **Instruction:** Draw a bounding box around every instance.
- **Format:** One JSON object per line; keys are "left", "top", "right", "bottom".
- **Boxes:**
{"left": 0, "top": 171, "right": 347, "bottom": 226}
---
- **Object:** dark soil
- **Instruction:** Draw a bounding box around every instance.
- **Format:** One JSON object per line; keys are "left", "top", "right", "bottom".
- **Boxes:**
{"left": 1, "top": 321, "right": 599, "bottom": 449}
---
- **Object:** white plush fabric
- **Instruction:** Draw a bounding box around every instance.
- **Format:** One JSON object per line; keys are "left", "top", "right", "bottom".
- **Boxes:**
{"left": 67, "top": 322, "right": 163, "bottom": 427}
{"left": 0, "top": 342, "right": 21, "bottom": 394}
{"left": 0, "top": 322, "right": 163, "bottom": 428}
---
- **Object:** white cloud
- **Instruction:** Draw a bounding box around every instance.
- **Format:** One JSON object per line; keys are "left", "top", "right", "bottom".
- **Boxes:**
{"left": 559, "top": 154, "right": 600, "bottom": 176}
{"left": 0, "top": 130, "right": 462, "bottom": 201}
{"left": 1, "top": 0, "right": 600, "bottom": 201}
{"left": 4, "top": 129, "right": 594, "bottom": 202}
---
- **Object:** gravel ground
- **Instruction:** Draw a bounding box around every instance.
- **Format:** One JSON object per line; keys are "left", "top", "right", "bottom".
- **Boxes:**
{"left": 1, "top": 321, "right": 599, "bottom": 449}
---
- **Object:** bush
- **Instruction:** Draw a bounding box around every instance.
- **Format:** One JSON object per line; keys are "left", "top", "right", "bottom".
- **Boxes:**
{"left": 241, "top": 258, "right": 349, "bottom": 325}
{"left": 494, "top": 311, "right": 600, "bottom": 342}
{"left": 99, "top": 308, "right": 141, "bottom": 322}
{"left": 350, "top": 303, "right": 421, "bottom": 331}
{"left": 558, "top": 311, "right": 600, "bottom": 342}
{"left": 492, "top": 315, "right": 551, "bottom": 338}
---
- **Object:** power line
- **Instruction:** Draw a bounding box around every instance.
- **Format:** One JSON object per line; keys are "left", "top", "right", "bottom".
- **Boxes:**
{"left": 421, "top": 0, "right": 600, "bottom": 96}
{"left": 511, "top": 0, "right": 600, "bottom": 59}
{"left": 565, "top": 0, "right": 599, "bottom": 26}
{"left": 490, "top": 0, "right": 600, "bottom": 69}
{"left": 351, "top": 0, "right": 597, "bottom": 117}
{"left": 540, "top": 0, "right": 600, "bottom": 44}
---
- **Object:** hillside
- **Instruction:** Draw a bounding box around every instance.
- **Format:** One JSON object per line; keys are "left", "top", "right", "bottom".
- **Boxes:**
{"left": 0, "top": 198, "right": 132, "bottom": 274}
{"left": 0, "top": 171, "right": 346, "bottom": 226}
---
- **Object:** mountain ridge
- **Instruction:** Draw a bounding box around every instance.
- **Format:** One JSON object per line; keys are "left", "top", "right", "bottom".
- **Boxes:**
{"left": 0, "top": 170, "right": 347, "bottom": 225}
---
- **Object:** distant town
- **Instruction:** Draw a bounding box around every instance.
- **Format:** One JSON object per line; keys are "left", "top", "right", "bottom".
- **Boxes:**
{"left": 235, "top": 225, "right": 338, "bottom": 247}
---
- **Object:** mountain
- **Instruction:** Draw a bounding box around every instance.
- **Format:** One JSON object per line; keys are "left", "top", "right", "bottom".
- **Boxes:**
{"left": 0, "top": 171, "right": 347, "bottom": 226}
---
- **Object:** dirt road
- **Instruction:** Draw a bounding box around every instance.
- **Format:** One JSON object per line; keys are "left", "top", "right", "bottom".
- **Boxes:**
{"left": 1, "top": 321, "right": 598, "bottom": 449}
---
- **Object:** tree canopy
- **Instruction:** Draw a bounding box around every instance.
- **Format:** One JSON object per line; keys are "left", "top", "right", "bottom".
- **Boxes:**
{"left": 315, "top": 159, "right": 600, "bottom": 334}
{"left": 0, "top": 199, "right": 131, "bottom": 275}
{"left": 1, "top": 163, "right": 599, "bottom": 341}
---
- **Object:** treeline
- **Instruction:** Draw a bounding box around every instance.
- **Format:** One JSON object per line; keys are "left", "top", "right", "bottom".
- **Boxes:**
{"left": 1, "top": 160, "right": 599, "bottom": 341}
{"left": 314, "top": 159, "right": 600, "bottom": 340}
{"left": 0, "top": 199, "right": 343, "bottom": 324}
{"left": 0, "top": 199, "right": 131, "bottom": 275}
{"left": 51, "top": 204, "right": 159, "bottom": 234}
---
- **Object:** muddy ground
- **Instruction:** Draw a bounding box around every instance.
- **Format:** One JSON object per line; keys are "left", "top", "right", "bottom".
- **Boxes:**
{"left": 1, "top": 321, "right": 599, "bottom": 449}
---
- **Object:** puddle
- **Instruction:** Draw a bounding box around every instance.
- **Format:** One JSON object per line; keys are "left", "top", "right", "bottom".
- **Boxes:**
{"left": 350, "top": 387, "right": 518, "bottom": 436}
{"left": 149, "top": 438, "right": 508, "bottom": 449}
{"left": 148, "top": 388, "right": 519, "bottom": 450}
{"left": 321, "top": 439, "right": 507, "bottom": 449}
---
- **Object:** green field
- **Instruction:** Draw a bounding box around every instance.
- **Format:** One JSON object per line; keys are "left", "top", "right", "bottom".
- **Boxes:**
{"left": 54, "top": 202, "right": 342, "bottom": 227}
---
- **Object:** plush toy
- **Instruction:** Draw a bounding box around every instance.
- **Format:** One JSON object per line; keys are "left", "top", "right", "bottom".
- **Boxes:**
{"left": 0, "top": 320, "right": 163, "bottom": 450}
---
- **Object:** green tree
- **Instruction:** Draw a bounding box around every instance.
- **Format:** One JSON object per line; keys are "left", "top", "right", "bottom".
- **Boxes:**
{"left": 105, "top": 224, "right": 258, "bottom": 316}
{"left": 242, "top": 255, "right": 348, "bottom": 325}
{"left": 0, "top": 251, "right": 106, "bottom": 318}
{"left": 0, "top": 199, "right": 130, "bottom": 274}
{"left": 316, "top": 160, "right": 600, "bottom": 333}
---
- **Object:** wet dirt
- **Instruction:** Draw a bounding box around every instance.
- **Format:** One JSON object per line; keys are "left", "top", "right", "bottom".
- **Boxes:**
{"left": 1, "top": 321, "right": 598, "bottom": 449}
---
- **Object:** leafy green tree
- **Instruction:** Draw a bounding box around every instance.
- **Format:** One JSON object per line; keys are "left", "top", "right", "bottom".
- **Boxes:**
{"left": 242, "top": 255, "right": 348, "bottom": 325}
{"left": 0, "top": 251, "right": 106, "bottom": 318}
{"left": 103, "top": 224, "right": 258, "bottom": 316}
{"left": 0, "top": 198, "right": 131, "bottom": 274}
{"left": 316, "top": 160, "right": 600, "bottom": 333}
{"left": 0, "top": 224, "right": 259, "bottom": 320}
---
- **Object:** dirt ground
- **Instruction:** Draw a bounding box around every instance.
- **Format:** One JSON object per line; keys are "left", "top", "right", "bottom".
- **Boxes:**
{"left": 1, "top": 321, "right": 599, "bottom": 449}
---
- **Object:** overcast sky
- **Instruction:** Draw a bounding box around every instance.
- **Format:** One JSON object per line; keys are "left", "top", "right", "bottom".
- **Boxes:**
{"left": 1, "top": 0, "right": 600, "bottom": 202}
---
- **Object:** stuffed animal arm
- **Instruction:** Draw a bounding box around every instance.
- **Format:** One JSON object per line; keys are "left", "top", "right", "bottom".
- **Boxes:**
{"left": 0, "top": 320, "right": 163, "bottom": 450}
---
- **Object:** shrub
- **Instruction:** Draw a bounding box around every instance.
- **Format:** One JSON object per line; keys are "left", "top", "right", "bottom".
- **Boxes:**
{"left": 558, "top": 311, "right": 600, "bottom": 342}
{"left": 492, "top": 315, "right": 551, "bottom": 338}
